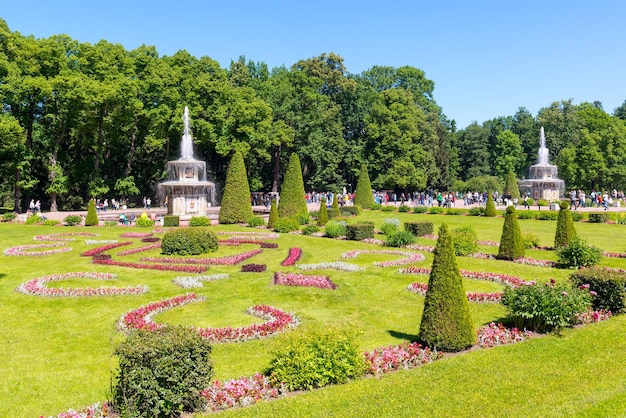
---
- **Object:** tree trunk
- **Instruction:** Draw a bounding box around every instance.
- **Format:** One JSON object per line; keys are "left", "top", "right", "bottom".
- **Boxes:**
{"left": 272, "top": 144, "right": 281, "bottom": 192}
{"left": 13, "top": 168, "right": 21, "bottom": 213}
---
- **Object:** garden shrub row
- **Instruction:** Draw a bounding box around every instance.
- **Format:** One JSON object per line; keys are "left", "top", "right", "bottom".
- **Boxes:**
{"left": 404, "top": 221, "right": 434, "bottom": 237}
{"left": 163, "top": 215, "right": 180, "bottom": 227}
{"left": 161, "top": 228, "right": 219, "bottom": 255}
{"left": 570, "top": 268, "right": 626, "bottom": 313}
{"left": 346, "top": 223, "right": 374, "bottom": 241}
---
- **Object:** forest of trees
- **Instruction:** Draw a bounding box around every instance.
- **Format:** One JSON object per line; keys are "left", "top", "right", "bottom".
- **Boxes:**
{"left": 1, "top": 18, "right": 626, "bottom": 212}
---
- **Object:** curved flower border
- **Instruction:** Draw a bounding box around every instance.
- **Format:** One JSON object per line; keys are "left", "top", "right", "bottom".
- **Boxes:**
{"left": 297, "top": 261, "right": 364, "bottom": 272}
{"left": 17, "top": 272, "right": 148, "bottom": 297}
{"left": 281, "top": 247, "right": 302, "bottom": 266}
{"left": 273, "top": 271, "right": 337, "bottom": 290}
{"left": 172, "top": 274, "right": 229, "bottom": 288}
{"left": 399, "top": 266, "right": 531, "bottom": 287}
{"left": 118, "top": 293, "right": 300, "bottom": 342}
{"left": 342, "top": 249, "right": 425, "bottom": 266}
{"left": 34, "top": 232, "right": 99, "bottom": 241}
{"left": 140, "top": 249, "right": 263, "bottom": 265}
{"left": 4, "top": 243, "right": 72, "bottom": 256}
{"left": 407, "top": 282, "right": 504, "bottom": 303}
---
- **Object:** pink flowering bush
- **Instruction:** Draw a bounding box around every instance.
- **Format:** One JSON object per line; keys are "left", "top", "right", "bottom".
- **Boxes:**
{"left": 4, "top": 243, "right": 72, "bottom": 256}
{"left": 363, "top": 342, "right": 442, "bottom": 377}
{"left": 476, "top": 322, "right": 533, "bottom": 348}
{"left": 281, "top": 247, "right": 302, "bottom": 266}
{"left": 140, "top": 249, "right": 262, "bottom": 265}
{"left": 342, "top": 249, "right": 425, "bottom": 266}
{"left": 201, "top": 373, "right": 284, "bottom": 411}
{"left": 274, "top": 271, "right": 337, "bottom": 290}
{"left": 17, "top": 272, "right": 147, "bottom": 297}
{"left": 81, "top": 242, "right": 132, "bottom": 257}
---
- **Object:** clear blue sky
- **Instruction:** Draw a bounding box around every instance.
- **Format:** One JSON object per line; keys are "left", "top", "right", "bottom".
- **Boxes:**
{"left": 2, "top": 1, "right": 625, "bottom": 128}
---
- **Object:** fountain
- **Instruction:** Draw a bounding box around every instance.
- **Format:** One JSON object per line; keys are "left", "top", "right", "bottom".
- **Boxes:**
{"left": 518, "top": 126, "right": 565, "bottom": 201}
{"left": 158, "top": 107, "right": 217, "bottom": 216}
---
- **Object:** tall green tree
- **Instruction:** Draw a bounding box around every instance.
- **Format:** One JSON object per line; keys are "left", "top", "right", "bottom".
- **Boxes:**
{"left": 353, "top": 164, "right": 375, "bottom": 209}
{"left": 278, "top": 153, "right": 308, "bottom": 219}
{"left": 504, "top": 170, "right": 521, "bottom": 199}
{"left": 456, "top": 123, "right": 491, "bottom": 180}
{"left": 494, "top": 130, "right": 524, "bottom": 178}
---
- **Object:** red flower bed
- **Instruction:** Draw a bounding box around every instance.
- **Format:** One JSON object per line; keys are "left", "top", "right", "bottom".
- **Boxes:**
{"left": 280, "top": 247, "right": 302, "bottom": 266}
{"left": 93, "top": 257, "right": 208, "bottom": 273}
{"left": 273, "top": 271, "right": 337, "bottom": 290}
{"left": 81, "top": 242, "right": 132, "bottom": 257}
{"left": 117, "top": 243, "right": 162, "bottom": 256}
{"left": 220, "top": 239, "right": 278, "bottom": 248}
{"left": 364, "top": 342, "right": 442, "bottom": 377}
{"left": 140, "top": 249, "right": 263, "bottom": 265}
{"left": 241, "top": 264, "right": 267, "bottom": 272}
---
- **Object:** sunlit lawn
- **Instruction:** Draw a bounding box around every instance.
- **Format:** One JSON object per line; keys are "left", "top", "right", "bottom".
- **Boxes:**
{"left": 1, "top": 209, "right": 626, "bottom": 417}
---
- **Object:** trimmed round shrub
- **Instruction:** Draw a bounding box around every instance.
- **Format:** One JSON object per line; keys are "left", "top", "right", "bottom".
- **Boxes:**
{"left": 557, "top": 237, "right": 602, "bottom": 269}
{"left": 427, "top": 206, "right": 444, "bottom": 214}
{"left": 353, "top": 164, "right": 375, "bottom": 209}
{"left": 370, "top": 203, "right": 382, "bottom": 211}
{"left": 398, "top": 204, "right": 410, "bottom": 213}
{"left": 247, "top": 215, "right": 265, "bottom": 227}
{"left": 418, "top": 223, "right": 476, "bottom": 351}
{"left": 63, "top": 215, "right": 82, "bottom": 226}
{"left": 517, "top": 210, "right": 536, "bottom": 220}
{"left": 135, "top": 213, "right": 154, "bottom": 228}
{"left": 381, "top": 205, "right": 397, "bottom": 212}
{"left": 266, "top": 329, "right": 365, "bottom": 391}
{"left": 339, "top": 206, "right": 361, "bottom": 217}
{"left": 588, "top": 213, "right": 609, "bottom": 223}
{"left": 161, "top": 228, "right": 218, "bottom": 255}
{"left": 189, "top": 216, "right": 211, "bottom": 227}
{"left": 384, "top": 230, "right": 416, "bottom": 247}
{"left": 324, "top": 220, "right": 347, "bottom": 238}
{"left": 468, "top": 207, "right": 485, "bottom": 216}
{"left": 497, "top": 206, "right": 525, "bottom": 260}
{"left": 278, "top": 153, "right": 308, "bottom": 219}
{"left": 85, "top": 199, "right": 99, "bottom": 226}
{"left": 112, "top": 326, "right": 213, "bottom": 417}
{"left": 452, "top": 225, "right": 478, "bottom": 256}
{"left": 219, "top": 150, "right": 253, "bottom": 224}
{"left": 273, "top": 218, "right": 300, "bottom": 233}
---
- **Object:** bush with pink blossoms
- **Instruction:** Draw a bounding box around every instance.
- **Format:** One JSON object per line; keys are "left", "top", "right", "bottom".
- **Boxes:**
{"left": 201, "top": 373, "right": 285, "bottom": 411}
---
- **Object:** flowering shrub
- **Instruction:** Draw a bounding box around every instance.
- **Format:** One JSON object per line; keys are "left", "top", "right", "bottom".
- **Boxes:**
{"left": 141, "top": 249, "right": 262, "bottom": 265}
{"left": 297, "top": 261, "right": 364, "bottom": 272}
{"left": 4, "top": 243, "right": 72, "bottom": 256}
{"left": 81, "top": 242, "right": 132, "bottom": 257}
{"left": 363, "top": 342, "right": 442, "bottom": 377}
{"left": 116, "top": 243, "right": 162, "bottom": 256}
{"left": 342, "top": 249, "right": 425, "bottom": 266}
{"left": 574, "top": 308, "right": 613, "bottom": 324}
{"left": 118, "top": 294, "right": 299, "bottom": 342}
{"left": 281, "top": 247, "right": 302, "bottom": 266}
{"left": 17, "top": 272, "right": 148, "bottom": 297}
{"left": 274, "top": 271, "right": 337, "bottom": 290}
{"left": 241, "top": 263, "right": 267, "bottom": 272}
{"left": 201, "top": 373, "right": 284, "bottom": 412}
{"left": 172, "top": 274, "right": 229, "bottom": 288}
{"left": 476, "top": 322, "right": 533, "bottom": 348}
{"left": 93, "top": 257, "right": 208, "bottom": 273}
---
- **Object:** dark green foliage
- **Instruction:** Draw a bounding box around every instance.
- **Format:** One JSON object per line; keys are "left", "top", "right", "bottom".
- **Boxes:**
{"left": 370, "top": 203, "right": 382, "bottom": 210}
{"left": 302, "top": 224, "right": 320, "bottom": 235}
{"left": 380, "top": 218, "right": 400, "bottom": 236}
{"left": 554, "top": 203, "right": 577, "bottom": 248}
{"left": 504, "top": 170, "right": 521, "bottom": 199}
{"left": 468, "top": 207, "right": 485, "bottom": 216}
{"left": 161, "top": 228, "right": 218, "bottom": 256}
{"left": 273, "top": 218, "right": 300, "bottom": 233}
{"left": 523, "top": 232, "right": 540, "bottom": 249}
{"left": 412, "top": 206, "right": 427, "bottom": 213}
{"left": 381, "top": 205, "right": 397, "bottom": 212}
{"left": 163, "top": 215, "right": 180, "bottom": 227}
{"left": 317, "top": 198, "right": 329, "bottom": 226}
{"left": 485, "top": 193, "right": 497, "bottom": 217}
{"left": 85, "top": 199, "right": 98, "bottom": 226}
{"left": 219, "top": 151, "right": 253, "bottom": 224}
{"left": 112, "top": 326, "right": 213, "bottom": 417}
{"left": 247, "top": 216, "right": 265, "bottom": 227}
{"left": 63, "top": 215, "right": 82, "bottom": 226}
{"left": 339, "top": 206, "right": 361, "bottom": 216}
{"left": 294, "top": 212, "right": 310, "bottom": 225}
{"left": 384, "top": 230, "right": 416, "bottom": 247}
{"left": 332, "top": 194, "right": 340, "bottom": 212}
{"left": 557, "top": 236, "right": 603, "bottom": 269}
{"left": 324, "top": 220, "right": 347, "bottom": 238}
{"left": 502, "top": 281, "right": 592, "bottom": 333}
{"left": 418, "top": 224, "right": 476, "bottom": 352}
{"left": 398, "top": 204, "right": 410, "bottom": 213}
{"left": 427, "top": 206, "right": 444, "bottom": 214}
{"left": 497, "top": 206, "right": 525, "bottom": 260}
{"left": 452, "top": 225, "right": 478, "bottom": 256}
{"left": 535, "top": 211, "right": 559, "bottom": 220}
{"left": 265, "top": 329, "right": 365, "bottom": 391}
{"left": 353, "top": 165, "right": 375, "bottom": 209}
{"left": 570, "top": 268, "right": 626, "bottom": 313}
{"left": 571, "top": 211, "right": 584, "bottom": 222}
{"left": 588, "top": 213, "right": 609, "bottom": 223}
{"left": 267, "top": 199, "right": 278, "bottom": 229}
{"left": 278, "top": 153, "right": 308, "bottom": 219}
{"left": 517, "top": 210, "right": 536, "bottom": 220}
{"left": 346, "top": 223, "right": 375, "bottom": 241}
{"left": 404, "top": 221, "right": 434, "bottom": 237}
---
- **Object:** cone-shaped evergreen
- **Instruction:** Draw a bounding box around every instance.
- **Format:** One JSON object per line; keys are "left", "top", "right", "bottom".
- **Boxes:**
{"left": 317, "top": 198, "right": 329, "bottom": 226}
{"left": 267, "top": 199, "right": 278, "bottom": 229}
{"left": 497, "top": 206, "right": 525, "bottom": 260}
{"left": 85, "top": 199, "right": 99, "bottom": 226}
{"left": 219, "top": 151, "right": 253, "bottom": 224}
{"left": 332, "top": 193, "right": 339, "bottom": 211}
{"left": 504, "top": 170, "right": 521, "bottom": 199}
{"left": 278, "top": 153, "right": 308, "bottom": 219}
{"left": 485, "top": 192, "right": 497, "bottom": 217}
{"left": 554, "top": 200, "right": 577, "bottom": 248}
{"left": 418, "top": 223, "right": 476, "bottom": 352}
{"left": 353, "top": 164, "right": 375, "bottom": 209}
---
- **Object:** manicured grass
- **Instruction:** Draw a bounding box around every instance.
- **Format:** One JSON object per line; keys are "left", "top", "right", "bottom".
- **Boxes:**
{"left": 1, "top": 212, "right": 625, "bottom": 417}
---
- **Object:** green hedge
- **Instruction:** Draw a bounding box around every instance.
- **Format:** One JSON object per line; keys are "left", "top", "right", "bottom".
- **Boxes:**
{"left": 161, "top": 228, "right": 218, "bottom": 255}
{"left": 63, "top": 215, "right": 82, "bottom": 226}
{"left": 340, "top": 206, "right": 361, "bottom": 216}
{"left": 346, "top": 223, "right": 375, "bottom": 241}
{"left": 588, "top": 213, "right": 610, "bottom": 223}
{"left": 404, "top": 221, "right": 434, "bottom": 237}
{"left": 570, "top": 268, "right": 626, "bottom": 313}
{"left": 163, "top": 215, "right": 180, "bottom": 227}
{"left": 189, "top": 216, "right": 211, "bottom": 227}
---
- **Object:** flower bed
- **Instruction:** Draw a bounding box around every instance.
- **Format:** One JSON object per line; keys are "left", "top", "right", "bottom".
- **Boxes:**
{"left": 84, "top": 240, "right": 118, "bottom": 245}
{"left": 202, "top": 373, "right": 284, "bottom": 412}
{"left": 116, "top": 243, "right": 162, "bottom": 256}
{"left": 220, "top": 239, "right": 278, "bottom": 248}
{"left": 17, "top": 272, "right": 148, "bottom": 297}
{"left": 44, "top": 401, "right": 109, "bottom": 418}
{"left": 273, "top": 271, "right": 337, "bottom": 290}
{"left": 602, "top": 251, "right": 626, "bottom": 258}
{"left": 361, "top": 238, "right": 384, "bottom": 245}
{"left": 407, "top": 282, "right": 504, "bottom": 303}
{"left": 280, "top": 247, "right": 302, "bottom": 266}
{"left": 81, "top": 242, "right": 132, "bottom": 257}
{"left": 574, "top": 309, "right": 613, "bottom": 325}
{"left": 140, "top": 249, "right": 263, "bottom": 265}
{"left": 400, "top": 266, "right": 530, "bottom": 287}
{"left": 34, "top": 233, "right": 99, "bottom": 241}
{"left": 297, "top": 261, "right": 364, "bottom": 272}
{"left": 341, "top": 249, "right": 425, "bottom": 266}
{"left": 93, "top": 257, "right": 208, "bottom": 273}
{"left": 476, "top": 322, "right": 533, "bottom": 348}
{"left": 218, "top": 231, "right": 279, "bottom": 239}
{"left": 241, "top": 263, "right": 267, "bottom": 272}
{"left": 512, "top": 257, "right": 556, "bottom": 268}
{"left": 141, "top": 236, "right": 161, "bottom": 243}
{"left": 172, "top": 274, "right": 229, "bottom": 288}
{"left": 4, "top": 243, "right": 72, "bottom": 256}
{"left": 403, "top": 244, "right": 435, "bottom": 252}
{"left": 363, "top": 342, "right": 442, "bottom": 377}
{"left": 118, "top": 294, "right": 300, "bottom": 342}
{"left": 120, "top": 232, "right": 153, "bottom": 238}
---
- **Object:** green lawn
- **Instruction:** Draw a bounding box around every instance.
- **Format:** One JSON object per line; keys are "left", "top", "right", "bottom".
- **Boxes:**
{"left": 1, "top": 210, "right": 625, "bottom": 417}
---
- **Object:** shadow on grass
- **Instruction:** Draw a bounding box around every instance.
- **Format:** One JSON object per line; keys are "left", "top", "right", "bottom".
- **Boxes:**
{"left": 387, "top": 329, "right": 419, "bottom": 342}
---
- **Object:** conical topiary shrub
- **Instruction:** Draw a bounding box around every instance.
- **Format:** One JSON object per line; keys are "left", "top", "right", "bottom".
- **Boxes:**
{"left": 278, "top": 153, "right": 308, "bottom": 219}
{"left": 317, "top": 198, "right": 329, "bottom": 226}
{"left": 219, "top": 151, "right": 253, "bottom": 224}
{"left": 485, "top": 192, "right": 497, "bottom": 217}
{"left": 85, "top": 199, "right": 99, "bottom": 226}
{"left": 554, "top": 200, "right": 577, "bottom": 248}
{"left": 267, "top": 199, "right": 278, "bottom": 229}
{"left": 497, "top": 206, "right": 525, "bottom": 260}
{"left": 504, "top": 170, "right": 521, "bottom": 199}
{"left": 353, "top": 164, "right": 375, "bottom": 209}
{"left": 418, "top": 223, "right": 476, "bottom": 352}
